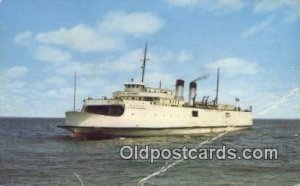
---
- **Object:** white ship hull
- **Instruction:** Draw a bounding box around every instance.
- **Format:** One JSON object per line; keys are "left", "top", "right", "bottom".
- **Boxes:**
{"left": 60, "top": 101, "right": 252, "bottom": 138}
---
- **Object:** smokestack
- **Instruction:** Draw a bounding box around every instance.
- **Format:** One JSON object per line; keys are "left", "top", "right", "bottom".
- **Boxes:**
{"left": 175, "top": 79, "right": 184, "bottom": 100}
{"left": 188, "top": 82, "right": 197, "bottom": 106}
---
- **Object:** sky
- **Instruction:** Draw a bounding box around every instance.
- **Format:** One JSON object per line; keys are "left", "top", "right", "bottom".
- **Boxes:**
{"left": 0, "top": 0, "right": 299, "bottom": 118}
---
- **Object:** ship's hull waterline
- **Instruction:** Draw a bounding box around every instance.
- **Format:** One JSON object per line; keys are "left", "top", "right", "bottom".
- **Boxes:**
{"left": 59, "top": 125, "right": 251, "bottom": 138}
{"left": 60, "top": 108, "right": 252, "bottom": 138}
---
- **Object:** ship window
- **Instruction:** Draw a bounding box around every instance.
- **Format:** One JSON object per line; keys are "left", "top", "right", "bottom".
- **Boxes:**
{"left": 225, "top": 112, "right": 230, "bottom": 118}
{"left": 84, "top": 105, "right": 124, "bottom": 116}
{"left": 192, "top": 111, "right": 198, "bottom": 117}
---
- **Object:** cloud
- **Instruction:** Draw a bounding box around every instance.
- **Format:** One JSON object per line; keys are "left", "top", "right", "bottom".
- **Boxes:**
{"left": 177, "top": 50, "right": 193, "bottom": 63}
{"left": 254, "top": 0, "right": 295, "bottom": 13}
{"left": 240, "top": 1, "right": 299, "bottom": 40}
{"left": 205, "top": 57, "right": 258, "bottom": 77}
{"left": 31, "top": 12, "right": 164, "bottom": 52}
{"left": 46, "top": 76, "right": 67, "bottom": 86}
{"left": 241, "top": 17, "right": 274, "bottom": 38}
{"left": 34, "top": 45, "right": 72, "bottom": 63}
{"left": 100, "top": 12, "right": 164, "bottom": 36}
{"left": 166, "top": 0, "right": 244, "bottom": 11}
{"left": 146, "top": 49, "right": 192, "bottom": 70}
{"left": 211, "top": 0, "right": 244, "bottom": 11}
{"left": 4, "top": 81, "right": 26, "bottom": 90}
{"left": 145, "top": 71, "right": 176, "bottom": 88}
{"left": 55, "top": 49, "right": 143, "bottom": 76}
{"left": 285, "top": 7, "right": 300, "bottom": 22}
{"left": 43, "top": 87, "right": 74, "bottom": 99}
{"left": 14, "top": 31, "right": 33, "bottom": 45}
{"left": 166, "top": 0, "right": 198, "bottom": 7}
{"left": 35, "top": 25, "right": 122, "bottom": 52}
{"left": 79, "top": 76, "right": 106, "bottom": 88}
{"left": 283, "top": 1, "right": 300, "bottom": 22}
{"left": 253, "top": 0, "right": 300, "bottom": 22}
{"left": 109, "top": 49, "right": 143, "bottom": 71}
{"left": 55, "top": 61, "right": 104, "bottom": 76}
{"left": 0, "top": 66, "right": 28, "bottom": 101}
{"left": 167, "top": 0, "right": 300, "bottom": 22}
{"left": 4, "top": 66, "right": 29, "bottom": 79}
{"left": 227, "top": 89, "right": 247, "bottom": 97}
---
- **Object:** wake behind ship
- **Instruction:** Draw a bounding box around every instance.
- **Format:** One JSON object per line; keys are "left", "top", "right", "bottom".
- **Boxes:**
{"left": 58, "top": 43, "right": 253, "bottom": 138}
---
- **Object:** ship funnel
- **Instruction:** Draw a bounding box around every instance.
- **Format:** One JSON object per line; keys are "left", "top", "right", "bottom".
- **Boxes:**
{"left": 188, "top": 82, "right": 197, "bottom": 106}
{"left": 175, "top": 79, "right": 184, "bottom": 100}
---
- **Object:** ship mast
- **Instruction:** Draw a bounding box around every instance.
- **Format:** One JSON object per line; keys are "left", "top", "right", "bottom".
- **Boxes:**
{"left": 73, "top": 71, "right": 77, "bottom": 111}
{"left": 215, "top": 68, "right": 220, "bottom": 105}
{"left": 141, "top": 42, "right": 149, "bottom": 82}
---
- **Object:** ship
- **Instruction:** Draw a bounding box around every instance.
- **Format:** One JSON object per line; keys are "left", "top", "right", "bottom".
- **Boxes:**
{"left": 58, "top": 43, "right": 253, "bottom": 138}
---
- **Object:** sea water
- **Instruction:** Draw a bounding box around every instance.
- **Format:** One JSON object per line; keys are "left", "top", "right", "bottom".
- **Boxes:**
{"left": 0, "top": 118, "right": 299, "bottom": 185}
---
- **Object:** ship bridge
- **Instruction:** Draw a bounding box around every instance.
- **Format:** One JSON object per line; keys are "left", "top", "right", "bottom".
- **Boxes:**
{"left": 110, "top": 82, "right": 183, "bottom": 106}
{"left": 123, "top": 82, "right": 146, "bottom": 92}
